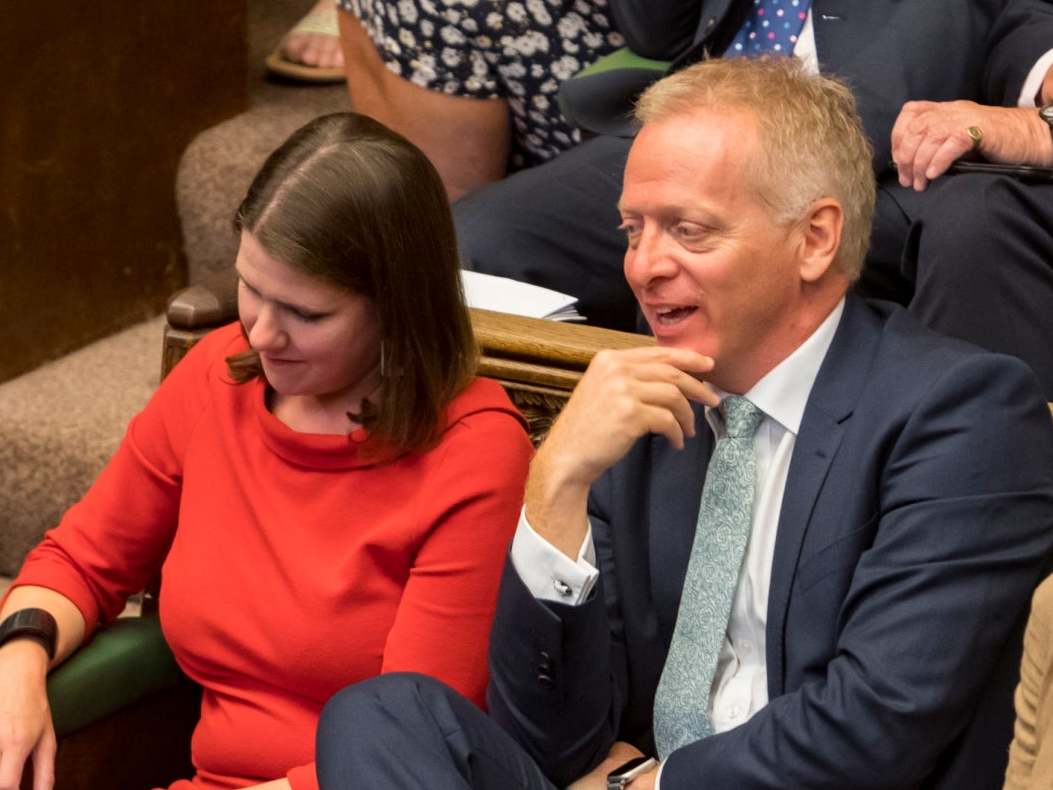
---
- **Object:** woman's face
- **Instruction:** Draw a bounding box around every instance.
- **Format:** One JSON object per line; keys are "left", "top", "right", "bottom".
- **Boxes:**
{"left": 235, "top": 230, "right": 381, "bottom": 410}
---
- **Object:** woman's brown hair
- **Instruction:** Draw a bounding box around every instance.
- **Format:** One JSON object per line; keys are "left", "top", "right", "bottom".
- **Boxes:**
{"left": 227, "top": 112, "right": 477, "bottom": 459}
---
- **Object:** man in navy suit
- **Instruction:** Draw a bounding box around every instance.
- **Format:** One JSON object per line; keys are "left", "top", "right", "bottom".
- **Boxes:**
{"left": 316, "top": 58, "right": 1053, "bottom": 789}
{"left": 454, "top": 0, "right": 1053, "bottom": 400}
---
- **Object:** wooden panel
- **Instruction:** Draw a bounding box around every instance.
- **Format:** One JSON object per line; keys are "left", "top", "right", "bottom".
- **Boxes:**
{"left": 0, "top": 1, "right": 246, "bottom": 383}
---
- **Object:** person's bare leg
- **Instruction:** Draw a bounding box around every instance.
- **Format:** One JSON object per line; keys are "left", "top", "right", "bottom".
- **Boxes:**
{"left": 337, "top": 8, "right": 510, "bottom": 201}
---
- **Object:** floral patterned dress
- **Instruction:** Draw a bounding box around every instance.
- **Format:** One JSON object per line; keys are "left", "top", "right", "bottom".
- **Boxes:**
{"left": 338, "top": 0, "right": 625, "bottom": 169}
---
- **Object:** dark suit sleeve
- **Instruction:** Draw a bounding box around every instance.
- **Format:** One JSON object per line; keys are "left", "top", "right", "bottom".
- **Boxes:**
{"left": 608, "top": 0, "right": 702, "bottom": 59}
{"left": 983, "top": 0, "right": 1053, "bottom": 105}
{"left": 486, "top": 477, "right": 631, "bottom": 787}
{"left": 660, "top": 355, "right": 1053, "bottom": 789}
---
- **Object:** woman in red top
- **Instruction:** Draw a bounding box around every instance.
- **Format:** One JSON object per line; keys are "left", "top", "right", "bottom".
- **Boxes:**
{"left": 0, "top": 113, "right": 533, "bottom": 790}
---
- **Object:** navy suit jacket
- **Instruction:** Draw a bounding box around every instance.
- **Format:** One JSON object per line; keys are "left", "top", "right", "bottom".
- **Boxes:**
{"left": 487, "top": 295, "right": 1053, "bottom": 788}
{"left": 567, "top": 0, "right": 1053, "bottom": 171}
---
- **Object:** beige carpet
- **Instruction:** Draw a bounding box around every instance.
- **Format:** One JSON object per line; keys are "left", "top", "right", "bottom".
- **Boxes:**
{"left": 0, "top": 577, "right": 141, "bottom": 618}
{"left": 177, "top": 0, "right": 348, "bottom": 282}
{"left": 0, "top": 316, "right": 166, "bottom": 576}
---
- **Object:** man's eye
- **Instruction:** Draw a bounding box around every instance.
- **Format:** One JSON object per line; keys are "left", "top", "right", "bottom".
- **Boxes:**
{"left": 618, "top": 222, "right": 642, "bottom": 245}
{"left": 674, "top": 223, "right": 706, "bottom": 242}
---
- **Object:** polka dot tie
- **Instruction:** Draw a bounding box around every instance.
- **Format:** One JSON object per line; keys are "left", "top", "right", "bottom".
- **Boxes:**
{"left": 652, "top": 396, "right": 764, "bottom": 759}
{"left": 727, "top": 0, "right": 811, "bottom": 57}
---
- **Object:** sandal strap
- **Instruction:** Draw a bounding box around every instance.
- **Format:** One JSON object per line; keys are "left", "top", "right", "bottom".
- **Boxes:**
{"left": 289, "top": 4, "right": 339, "bottom": 38}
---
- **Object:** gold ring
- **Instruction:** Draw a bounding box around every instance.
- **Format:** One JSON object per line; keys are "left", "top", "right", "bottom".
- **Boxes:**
{"left": 967, "top": 125, "right": 984, "bottom": 150}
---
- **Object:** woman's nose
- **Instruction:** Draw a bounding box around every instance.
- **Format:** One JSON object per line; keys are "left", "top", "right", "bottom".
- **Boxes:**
{"left": 247, "top": 304, "right": 287, "bottom": 351}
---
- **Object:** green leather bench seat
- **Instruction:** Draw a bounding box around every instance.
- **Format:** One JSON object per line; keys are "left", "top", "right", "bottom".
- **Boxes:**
{"left": 47, "top": 615, "right": 185, "bottom": 737}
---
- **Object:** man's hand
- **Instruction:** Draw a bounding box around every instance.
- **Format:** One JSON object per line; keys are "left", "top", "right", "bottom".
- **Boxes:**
{"left": 526, "top": 346, "right": 717, "bottom": 559}
{"left": 243, "top": 780, "right": 291, "bottom": 789}
{"left": 891, "top": 100, "right": 1053, "bottom": 191}
{"left": 566, "top": 741, "right": 657, "bottom": 790}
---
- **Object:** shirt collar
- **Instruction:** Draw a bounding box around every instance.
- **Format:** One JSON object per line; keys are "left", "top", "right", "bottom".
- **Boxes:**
{"left": 706, "top": 298, "right": 845, "bottom": 437}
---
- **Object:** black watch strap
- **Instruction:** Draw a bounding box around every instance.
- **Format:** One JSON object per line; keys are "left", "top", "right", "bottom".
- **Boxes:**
{"left": 0, "top": 608, "right": 58, "bottom": 659}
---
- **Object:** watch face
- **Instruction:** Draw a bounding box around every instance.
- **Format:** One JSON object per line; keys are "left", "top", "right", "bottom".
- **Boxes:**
{"left": 607, "top": 756, "right": 657, "bottom": 787}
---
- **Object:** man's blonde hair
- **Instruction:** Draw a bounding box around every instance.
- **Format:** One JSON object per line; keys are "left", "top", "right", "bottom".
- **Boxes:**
{"left": 635, "top": 57, "right": 875, "bottom": 280}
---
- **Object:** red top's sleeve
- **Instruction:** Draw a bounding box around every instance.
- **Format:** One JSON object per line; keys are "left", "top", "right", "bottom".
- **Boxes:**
{"left": 10, "top": 328, "right": 226, "bottom": 632}
{"left": 379, "top": 407, "right": 533, "bottom": 707}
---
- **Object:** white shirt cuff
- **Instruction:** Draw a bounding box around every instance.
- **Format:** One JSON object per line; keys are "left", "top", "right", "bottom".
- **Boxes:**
{"left": 655, "top": 760, "right": 664, "bottom": 789}
{"left": 510, "top": 508, "right": 599, "bottom": 605}
{"left": 1020, "top": 48, "right": 1053, "bottom": 107}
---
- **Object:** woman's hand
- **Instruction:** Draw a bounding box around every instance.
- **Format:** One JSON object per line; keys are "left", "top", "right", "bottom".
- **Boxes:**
{"left": 243, "top": 780, "right": 291, "bottom": 789}
{"left": 0, "top": 640, "right": 56, "bottom": 790}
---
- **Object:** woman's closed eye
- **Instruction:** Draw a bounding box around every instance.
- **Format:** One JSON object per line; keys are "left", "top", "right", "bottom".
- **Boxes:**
{"left": 289, "top": 306, "right": 328, "bottom": 323}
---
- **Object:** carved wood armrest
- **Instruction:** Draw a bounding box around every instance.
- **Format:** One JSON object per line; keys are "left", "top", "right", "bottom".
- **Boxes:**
{"left": 161, "top": 269, "right": 239, "bottom": 381}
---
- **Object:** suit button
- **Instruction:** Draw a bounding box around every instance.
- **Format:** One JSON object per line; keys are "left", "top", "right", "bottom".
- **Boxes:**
{"left": 706, "top": 17, "right": 716, "bottom": 28}
{"left": 538, "top": 673, "right": 554, "bottom": 689}
{"left": 538, "top": 654, "right": 553, "bottom": 673}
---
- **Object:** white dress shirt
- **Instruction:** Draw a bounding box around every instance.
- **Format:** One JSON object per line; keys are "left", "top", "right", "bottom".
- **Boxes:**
{"left": 1022, "top": 48, "right": 1053, "bottom": 106}
{"left": 510, "top": 299, "right": 844, "bottom": 784}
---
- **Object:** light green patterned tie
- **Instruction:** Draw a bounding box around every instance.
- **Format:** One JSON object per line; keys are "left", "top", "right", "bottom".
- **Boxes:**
{"left": 653, "top": 395, "right": 764, "bottom": 759}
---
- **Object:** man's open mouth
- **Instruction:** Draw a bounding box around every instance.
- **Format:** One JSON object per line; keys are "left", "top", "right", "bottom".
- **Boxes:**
{"left": 653, "top": 306, "right": 698, "bottom": 325}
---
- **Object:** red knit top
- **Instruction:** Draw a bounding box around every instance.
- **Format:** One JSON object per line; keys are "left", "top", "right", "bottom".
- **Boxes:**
{"left": 12, "top": 323, "right": 532, "bottom": 789}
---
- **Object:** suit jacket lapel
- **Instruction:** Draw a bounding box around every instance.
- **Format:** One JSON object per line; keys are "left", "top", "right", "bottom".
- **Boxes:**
{"left": 649, "top": 403, "right": 713, "bottom": 644}
{"left": 765, "top": 294, "right": 880, "bottom": 696}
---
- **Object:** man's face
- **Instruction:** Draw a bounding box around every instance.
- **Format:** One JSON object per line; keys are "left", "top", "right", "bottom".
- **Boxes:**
{"left": 619, "top": 110, "right": 809, "bottom": 391}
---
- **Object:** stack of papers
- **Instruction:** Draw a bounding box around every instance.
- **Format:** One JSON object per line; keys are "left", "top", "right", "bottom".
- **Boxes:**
{"left": 461, "top": 270, "right": 583, "bottom": 322}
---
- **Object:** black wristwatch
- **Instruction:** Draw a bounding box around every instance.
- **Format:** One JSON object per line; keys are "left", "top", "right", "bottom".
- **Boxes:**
{"left": 0, "top": 608, "right": 58, "bottom": 659}
{"left": 1039, "top": 104, "right": 1053, "bottom": 144}
{"left": 607, "top": 756, "right": 658, "bottom": 789}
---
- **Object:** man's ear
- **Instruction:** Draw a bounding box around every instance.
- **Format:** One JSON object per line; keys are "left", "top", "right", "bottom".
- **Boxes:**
{"left": 796, "top": 198, "right": 843, "bottom": 283}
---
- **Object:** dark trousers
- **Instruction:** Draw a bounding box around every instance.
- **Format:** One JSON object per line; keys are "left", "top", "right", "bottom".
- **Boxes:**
{"left": 316, "top": 673, "right": 557, "bottom": 790}
{"left": 455, "top": 135, "right": 1053, "bottom": 399}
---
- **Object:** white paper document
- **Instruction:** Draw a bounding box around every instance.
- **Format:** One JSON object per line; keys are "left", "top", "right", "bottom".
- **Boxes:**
{"left": 460, "top": 270, "right": 583, "bottom": 321}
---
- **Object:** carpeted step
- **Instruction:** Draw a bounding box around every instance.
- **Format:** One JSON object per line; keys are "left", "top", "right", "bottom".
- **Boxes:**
{"left": 0, "top": 316, "right": 166, "bottom": 577}
{"left": 177, "top": 0, "right": 349, "bottom": 282}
